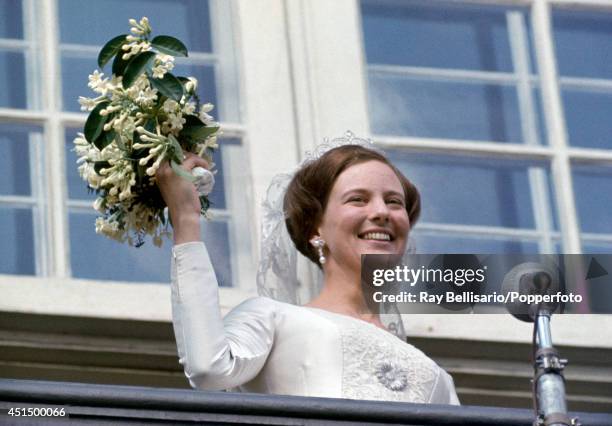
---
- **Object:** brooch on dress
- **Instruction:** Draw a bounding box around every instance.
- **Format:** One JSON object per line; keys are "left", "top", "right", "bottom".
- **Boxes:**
{"left": 375, "top": 361, "right": 409, "bottom": 391}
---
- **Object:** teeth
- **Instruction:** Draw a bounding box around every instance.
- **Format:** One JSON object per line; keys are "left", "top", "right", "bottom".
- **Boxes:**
{"left": 362, "top": 232, "right": 391, "bottom": 241}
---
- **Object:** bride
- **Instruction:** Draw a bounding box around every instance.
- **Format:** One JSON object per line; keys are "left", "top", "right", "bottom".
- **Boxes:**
{"left": 156, "top": 136, "right": 459, "bottom": 404}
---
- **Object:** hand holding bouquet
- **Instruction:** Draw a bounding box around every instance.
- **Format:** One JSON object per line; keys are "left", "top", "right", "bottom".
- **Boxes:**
{"left": 74, "top": 17, "right": 219, "bottom": 247}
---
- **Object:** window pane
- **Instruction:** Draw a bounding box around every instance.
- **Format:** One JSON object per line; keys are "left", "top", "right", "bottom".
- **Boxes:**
{"left": 58, "top": 0, "right": 212, "bottom": 52}
{"left": 411, "top": 232, "right": 540, "bottom": 254}
{"left": 206, "top": 138, "right": 242, "bottom": 211}
{"left": 69, "top": 212, "right": 172, "bottom": 282}
{"left": 203, "top": 220, "right": 232, "bottom": 288}
{"left": 389, "top": 152, "right": 556, "bottom": 229}
{"left": 361, "top": 0, "right": 521, "bottom": 72}
{"left": 553, "top": 10, "right": 612, "bottom": 79}
{"left": 60, "top": 54, "right": 94, "bottom": 113}
{"left": 0, "top": 0, "right": 23, "bottom": 39}
{"left": 583, "top": 241, "right": 612, "bottom": 254}
{"left": 0, "top": 50, "right": 27, "bottom": 109}
{"left": 69, "top": 212, "right": 232, "bottom": 286}
{"left": 0, "top": 206, "right": 34, "bottom": 275}
{"left": 562, "top": 89, "right": 612, "bottom": 150}
{"left": 369, "top": 76, "right": 536, "bottom": 143}
{"left": 573, "top": 165, "right": 612, "bottom": 234}
{"left": 0, "top": 123, "right": 38, "bottom": 196}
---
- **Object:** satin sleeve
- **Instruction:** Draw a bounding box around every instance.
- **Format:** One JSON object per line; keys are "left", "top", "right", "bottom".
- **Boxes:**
{"left": 171, "top": 242, "right": 276, "bottom": 390}
{"left": 429, "top": 369, "right": 461, "bottom": 405}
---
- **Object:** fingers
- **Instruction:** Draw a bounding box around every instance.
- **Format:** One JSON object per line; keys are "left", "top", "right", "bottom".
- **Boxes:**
{"left": 182, "top": 152, "right": 210, "bottom": 170}
{"left": 155, "top": 153, "right": 210, "bottom": 183}
{"left": 155, "top": 158, "right": 173, "bottom": 180}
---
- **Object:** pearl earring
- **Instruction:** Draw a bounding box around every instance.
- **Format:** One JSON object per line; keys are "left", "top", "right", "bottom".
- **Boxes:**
{"left": 310, "top": 237, "right": 326, "bottom": 265}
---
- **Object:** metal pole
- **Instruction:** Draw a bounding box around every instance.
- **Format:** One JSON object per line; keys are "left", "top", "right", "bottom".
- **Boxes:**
{"left": 534, "top": 313, "right": 575, "bottom": 426}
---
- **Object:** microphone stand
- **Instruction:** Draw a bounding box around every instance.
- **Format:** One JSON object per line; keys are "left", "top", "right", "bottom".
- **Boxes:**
{"left": 532, "top": 310, "right": 579, "bottom": 426}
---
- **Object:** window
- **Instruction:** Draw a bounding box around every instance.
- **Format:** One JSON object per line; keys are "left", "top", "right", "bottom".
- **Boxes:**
{"left": 360, "top": 0, "right": 612, "bottom": 257}
{"left": 0, "top": 0, "right": 45, "bottom": 276}
{"left": 0, "top": 0, "right": 249, "bottom": 290}
{"left": 552, "top": 8, "right": 612, "bottom": 253}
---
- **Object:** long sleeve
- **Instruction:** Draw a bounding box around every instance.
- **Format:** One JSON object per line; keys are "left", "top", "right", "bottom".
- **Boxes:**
{"left": 429, "top": 369, "right": 461, "bottom": 405}
{"left": 171, "top": 242, "right": 276, "bottom": 390}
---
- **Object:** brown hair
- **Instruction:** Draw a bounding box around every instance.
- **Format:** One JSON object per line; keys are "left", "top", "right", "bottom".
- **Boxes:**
{"left": 283, "top": 145, "right": 420, "bottom": 265}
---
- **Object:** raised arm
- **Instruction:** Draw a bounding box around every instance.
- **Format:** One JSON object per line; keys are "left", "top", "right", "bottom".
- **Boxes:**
{"left": 156, "top": 153, "right": 207, "bottom": 244}
{"left": 157, "top": 157, "right": 275, "bottom": 390}
{"left": 171, "top": 243, "right": 275, "bottom": 390}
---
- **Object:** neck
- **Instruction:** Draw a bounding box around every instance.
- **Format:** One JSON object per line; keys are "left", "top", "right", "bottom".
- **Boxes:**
{"left": 306, "top": 260, "right": 382, "bottom": 324}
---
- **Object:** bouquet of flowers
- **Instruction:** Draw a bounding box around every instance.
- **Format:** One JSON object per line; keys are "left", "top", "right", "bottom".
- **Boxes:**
{"left": 74, "top": 17, "right": 219, "bottom": 247}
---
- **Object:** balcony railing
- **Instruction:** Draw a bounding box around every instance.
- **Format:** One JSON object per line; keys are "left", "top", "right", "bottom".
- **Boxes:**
{"left": 1, "top": 379, "right": 611, "bottom": 425}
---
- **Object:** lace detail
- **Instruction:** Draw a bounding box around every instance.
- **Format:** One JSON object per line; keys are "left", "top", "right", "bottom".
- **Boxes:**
{"left": 339, "top": 319, "right": 439, "bottom": 402}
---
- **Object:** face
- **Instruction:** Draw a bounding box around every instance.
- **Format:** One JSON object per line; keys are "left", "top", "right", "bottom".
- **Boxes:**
{"left": 315, "top": 160, "right": 410, "bottom": 272}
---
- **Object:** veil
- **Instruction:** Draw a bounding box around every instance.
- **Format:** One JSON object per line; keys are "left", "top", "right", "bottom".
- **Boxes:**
{"left": 255, "top": 131, "right": 414, "bottom": 340}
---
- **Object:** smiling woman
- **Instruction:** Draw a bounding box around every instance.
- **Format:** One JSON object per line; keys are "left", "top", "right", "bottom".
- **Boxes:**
{"left": 283, "top": 146, "right": 419, "bottom": 320}
{"left": 161, "top": 136, "right": 459, "bottom": 404}
{"left": 284, "top": 145, "right": 420, "bottom": 269}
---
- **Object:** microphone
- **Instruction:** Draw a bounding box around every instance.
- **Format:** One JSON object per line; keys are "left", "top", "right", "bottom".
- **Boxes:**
{"left": 501, "top": 261, "right": 563, "bottom": 322}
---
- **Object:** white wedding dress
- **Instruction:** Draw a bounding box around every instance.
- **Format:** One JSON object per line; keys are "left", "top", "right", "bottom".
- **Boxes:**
{"left": 171, "top": 242, "right": 460, "bottom": 405}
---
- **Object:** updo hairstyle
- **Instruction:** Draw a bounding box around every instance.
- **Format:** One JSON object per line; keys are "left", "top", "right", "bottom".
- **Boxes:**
{"left": 283, "top": 145, "right": 420, "bottom": 266}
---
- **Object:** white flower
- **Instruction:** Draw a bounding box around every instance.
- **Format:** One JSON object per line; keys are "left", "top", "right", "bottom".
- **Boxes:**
{"left": 151, "top": 65, "right": 167, "bottom": 79}
{"left": 162, "top": 99, "right": 179, "bottom": 113}
{"left": 93, "top": 197, "right": 106, "bottom": 213}
{"left": 184, "top": 77, "right": 198, "bottom": 94}
{"left": 151, "top": 54, "right": 175, "bottom": 79}
{"left": 88, "top": 70, "right": 104, "bottom": 89}
{"left": 200, "top": 103, "right": 214, "bottom": 113}
{"left": 122, "top": 41, "right": 151, "bottom": 60}
{"left": 205, "top": 135, "right": 218, "bottom": 149}
{"left": 168, "top": 113, "right": 186, "bottom": 131}
{"left": 78, "top": 96, "right": 97, "bottom": 111}
{"left": 95, "top": 217, "right": 125, "bottom": 241}
{"left": 182, "top": 102, "right": 196, "bottom": 115}
{"left": 129, "top": 17, "right": 151, "bottom": 37}
{"left": 157, "top": 53, "right": 174, "bottom": 65}
{"left": 134, "top": 86, "right": 158, "bottom": 106}
{"left": 87, "top": 70, "right": 111, "bottom": 95}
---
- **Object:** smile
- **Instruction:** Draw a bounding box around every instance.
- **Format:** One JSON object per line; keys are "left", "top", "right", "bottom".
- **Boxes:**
{"left": 360, "top": 232, "right": 392, "bottom": 241}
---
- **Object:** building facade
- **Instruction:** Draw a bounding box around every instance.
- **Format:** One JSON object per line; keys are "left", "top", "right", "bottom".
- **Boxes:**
{"left": 1, "top": 0, "right": 611, "bottom": 412}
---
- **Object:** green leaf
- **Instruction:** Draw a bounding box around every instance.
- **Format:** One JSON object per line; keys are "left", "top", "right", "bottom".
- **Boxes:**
{"left": 167, "top": 134, "right": 184, "bottom": 163}
{"left": 112, "top": 52, "right": 130, "bottom": 77}
{"left": 93, "top": 161, "right": 111, "bottom": 174}
{"left": 122, "top": 51, "right": 156, "bottom": 88}
{"left": 170, "top": 159, "right": 197, "bottom": 182}
{"left": 84, "top": 101, "right": 110, "bottom": 143}
{"left": 183, "top": 114, "right": 204, "bottom": 127}
{"left": 179, "top": 117, "right": 219, "bottom": 144}
{"left": 148, "top": 72, "right": 184, "bottom": 101}
{"left": 143, "top": 118, "right": 156, "bottom": 133}
{"left": 94, "top": 129, "right": 116, "bottom": 151}
{"left": 98, "top": 34, "right": 128, "bottom": 68}
{"left": 151, "top": 35, "right": 188, "bottom": 57}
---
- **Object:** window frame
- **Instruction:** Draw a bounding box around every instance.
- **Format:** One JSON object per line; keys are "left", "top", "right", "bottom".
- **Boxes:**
{"left": 0, "top": 0, "right": 261, "bottom": 318}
